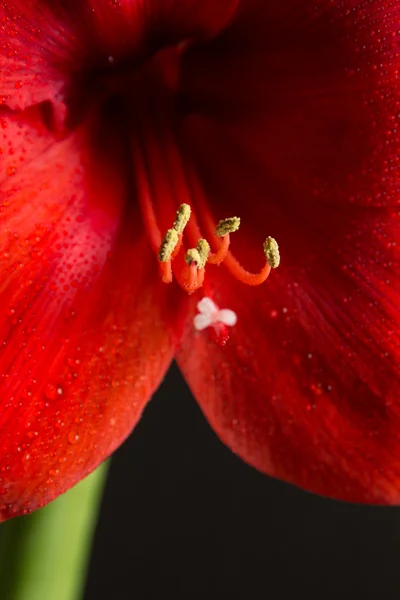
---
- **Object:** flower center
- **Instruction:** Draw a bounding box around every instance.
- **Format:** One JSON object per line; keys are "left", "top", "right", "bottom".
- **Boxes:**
{"left": 79, "top": 2, "right": 279, "bottom": 312}
{"left": 136, "top": 174, "right": 280, "bottom": 296}
{"left": 127, "top": 53, "right": 280, "bottom": 297}
{"left": 155, "top": 203, "right": 280, "bottom": 295}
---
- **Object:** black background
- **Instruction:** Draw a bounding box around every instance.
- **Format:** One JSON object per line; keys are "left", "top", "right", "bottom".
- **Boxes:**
{"left": 85, "top": 363, "right": 400, "bottom": 600}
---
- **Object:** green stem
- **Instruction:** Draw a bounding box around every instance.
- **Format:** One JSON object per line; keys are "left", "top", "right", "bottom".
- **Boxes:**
{"left": 0, "top": 461, "right": 109, "bottom": 600}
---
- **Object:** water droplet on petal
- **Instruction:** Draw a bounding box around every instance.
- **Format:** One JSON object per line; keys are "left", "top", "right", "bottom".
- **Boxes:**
{"left": 44, "top": 384, "right": 63, "bottom": 401}
{"left": 68, "top": 431, "right": 80, "bottom": 445}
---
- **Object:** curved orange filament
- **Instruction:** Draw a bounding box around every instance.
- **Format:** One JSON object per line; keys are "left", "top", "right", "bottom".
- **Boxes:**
{"left": 223, "top": 254, "right": 272, "bottom": 285}
{"left": 207, "top": 234, "right": 230, "bottom": 265}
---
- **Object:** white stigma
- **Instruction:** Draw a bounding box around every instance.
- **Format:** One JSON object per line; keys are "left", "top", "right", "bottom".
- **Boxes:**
{"left": 193, "top": 297, "right": 237, "bottom": 331}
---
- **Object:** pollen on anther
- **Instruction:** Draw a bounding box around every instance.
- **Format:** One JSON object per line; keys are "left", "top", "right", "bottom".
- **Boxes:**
{"left": 263, "top": 236, "right": 280, "bottom": 268}
{"left": 185, "top": 248, "right": 201, "bottom": 266}
{"left": 196, "top": 239, "right": 210, "bottom": 269}
{"left": 173, "top": 203, "right": 191, "bottom": 234}
{"left": 215, "top": 217, "right": 240, "bottom": 237}
{"left": 159, "top": 228, "right": 179, "bottom": 262}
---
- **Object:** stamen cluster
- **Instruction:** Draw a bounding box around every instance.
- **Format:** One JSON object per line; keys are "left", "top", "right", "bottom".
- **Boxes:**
{"left": 157, "top": 204, "right": 280, "bottom": 294}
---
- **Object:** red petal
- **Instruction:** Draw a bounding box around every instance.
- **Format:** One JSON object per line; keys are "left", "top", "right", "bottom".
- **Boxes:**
{"left": 176, "top": 1, "right": 400, "bottom": 503}
{"left": 0, "top": 107, "right": 180, "bottom": 520}
{"left": 0, "top": 2, "right": 68, "bottom": 111}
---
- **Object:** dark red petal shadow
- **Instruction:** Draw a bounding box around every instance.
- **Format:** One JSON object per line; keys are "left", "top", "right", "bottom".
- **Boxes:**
{"left": 0, "top": 106, "right": 181, "bottom": 520}
{"left": 0, "top": 0, "right": 237, "bottom": 113}
{"left": 176, "top": 0, "right": 400, "bottom": 503}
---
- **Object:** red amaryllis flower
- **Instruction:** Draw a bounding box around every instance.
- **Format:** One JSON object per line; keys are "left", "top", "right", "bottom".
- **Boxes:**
{"left": 0, "top": 0, "right": 399, "bottom": 520}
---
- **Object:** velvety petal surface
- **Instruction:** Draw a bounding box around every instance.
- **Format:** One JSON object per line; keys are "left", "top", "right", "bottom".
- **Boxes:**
{"left": 0, "top": 104, "right": 181, "bottom": 520}
{"left": 176, "top": 0, "right": 400, "bottom": 503}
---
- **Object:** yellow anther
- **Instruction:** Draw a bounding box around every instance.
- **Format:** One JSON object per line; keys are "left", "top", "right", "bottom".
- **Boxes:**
{"left": 185, "top": 248, "right": 202, "bottom": 266}
{"left": 173, "top": 204, "right": 191, "bottom": 234}
{"left": 196, "top": 239, "right": 210, "bottom": 269}
{"left": 263, "top": 237, "right": 280, "bottom": 268}
{"left": 215, "top": 217, "right": 240, "bottom": 237}
{"left": 159, "top": 228, "right": 179, "bottom": 262}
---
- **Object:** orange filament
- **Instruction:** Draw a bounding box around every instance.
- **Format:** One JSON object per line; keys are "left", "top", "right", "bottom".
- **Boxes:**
{"left": 211, "top": 232, "right": 274, "bottom": 286}
{"left": 223, "top": 254, "right": 272, "bottom": 285}
{"left": 207, "top": 234, "right": 230, "bottom": 265}
{"left": 159, "top": 261, "right": 173, "bottom": 284}
{"left": 158, "top": 233, "right": 183, "bottom": 284}
{"left": 207, "top": 231, "right": 272, "bottom": 284}
{"left": 131, "top": 129, "right": 162, "bottom": 253}
{"left": 182, "top": 264, "right": 205, "bottom": 294}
